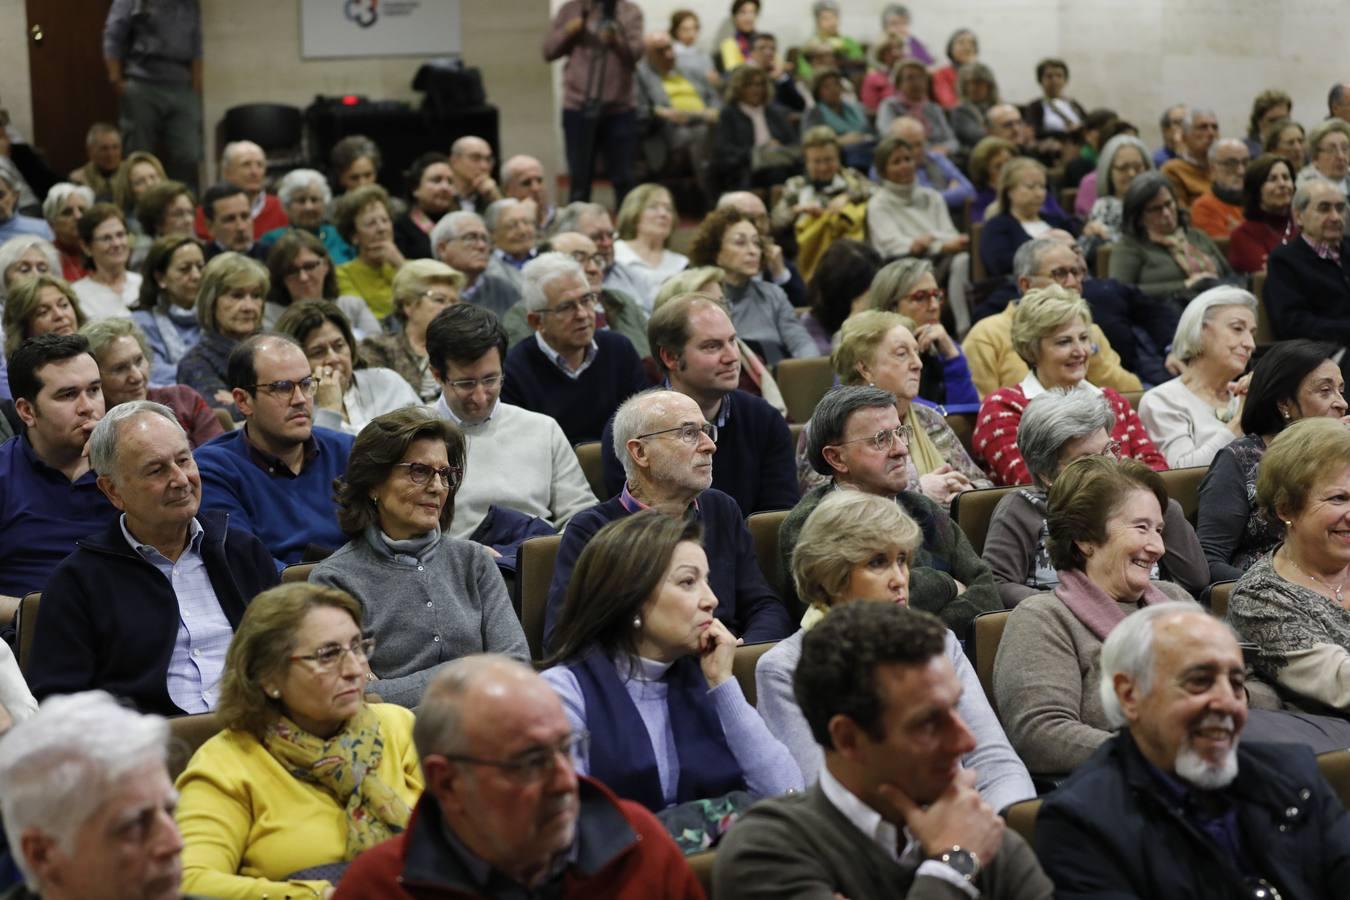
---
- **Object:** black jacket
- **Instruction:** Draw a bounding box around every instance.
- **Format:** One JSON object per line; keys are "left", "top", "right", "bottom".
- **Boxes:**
{"left": 1036, "top": 729, "right": 1350, "bottom": 899}
{"left": 1265, "top": 236, "right": 1350, "bottom": 344}
{"left": 28, "top": 510, "right": 278, "bottom": 716}
{"left": 713, "top": 102, "right": 797, "bottom": 187}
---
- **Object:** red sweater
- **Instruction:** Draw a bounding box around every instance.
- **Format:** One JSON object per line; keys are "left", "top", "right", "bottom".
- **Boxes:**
{"left": 193, "top": 192, "right": 289, "bottom": 241}
{"left": 973, "top": 383, "right": 1168, "bottom": 486}
{"left": 1228, "top": 215, "right": 1293, "bottom": 274}
{"left": 332, "top": 778, "right": 706, "bottom": 900}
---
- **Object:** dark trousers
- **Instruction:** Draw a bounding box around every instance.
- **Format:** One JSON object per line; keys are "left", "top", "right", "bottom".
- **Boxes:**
{"left": 562, "top": 107, "right": 636, "bottom": 205}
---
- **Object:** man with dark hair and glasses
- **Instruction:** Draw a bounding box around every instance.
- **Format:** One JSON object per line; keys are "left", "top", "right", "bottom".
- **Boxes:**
{"left": 542, "top": 388, "right": 791, "bottom": 652}
{"left": 779, "top": 385, "right": 999, "bottom": 637}
{"left": 1038, "top": 602, "right": 1350, "bottom": 899}
{"left": 502, "top": 253, "right": 648, "bottom": 444}
{"left": 334, "top": 654, "right": 702, "bottom": 898}
{"left": 31, "top": 399, "right": 275, "bottom": 715}
{"left": 195, "top": 334, "right": 355, "bottom": 567}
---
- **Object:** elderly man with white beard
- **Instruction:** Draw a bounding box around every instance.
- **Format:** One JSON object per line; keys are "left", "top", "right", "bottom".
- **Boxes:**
{"left": 1037, "top": 602, "right": 1350, "bottom": 898}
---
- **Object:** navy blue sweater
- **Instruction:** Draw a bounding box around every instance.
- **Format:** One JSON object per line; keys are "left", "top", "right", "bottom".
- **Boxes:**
{"left": 978, "top": 210, "right": 1077, "bottom": 278}
{"left": 543, "top": 489, "right": 792, "bottom": 651}
{"left": 501, "top": 331, "right": 650, "bottom": 445}
{"left": 29, "top": 511, "right": 278, "bottom": 716}
{"left": 598, "top": 389, "right": 800, "bottom": 514}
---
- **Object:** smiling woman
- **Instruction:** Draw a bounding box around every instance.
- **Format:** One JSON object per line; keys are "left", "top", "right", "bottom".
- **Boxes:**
{"left": 71, "top": 203, "right": 143, "bottom": 321}
{"left": 174, "top": 252, "right": 267, "bottom": 419}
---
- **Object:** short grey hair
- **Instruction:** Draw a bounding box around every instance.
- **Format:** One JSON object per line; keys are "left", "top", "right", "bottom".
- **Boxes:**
{"left": 41, "top": 182, "right": 95, "bottom": 223}
{"left": 1307, "top": 117, "right": 1350, "bottom": 157}
{"left": 413, "top": 654, "right": 534, "bottom": 762}
{"left": 1099, "top": 601, "right": 1208, "bottom": 727}
{"left": 611, "top": 388, "right": 683, "bottom": 482}
{"left": 869, "top": 258, "right": 933, "bottom": 312}
{"left": 1094, "top": 134, "right": 1154, "bottom": 200}
{"left": 552, "top": 202, "right": 608, "bottom": 235}
{"left": 1182, "top": 108, "right": 1217, "bottom": 132}
{"left": 1017, "top": 389, "right": 1116, "bottom": 488}
{"left": 275, "top": 168, "right": 332, "bottom": 207}
{"left": 1172, "top": 285, "right": 1259, "bottom": 363}
{"left": 881, "top": 3, "right": 910, "bottom": 27}
{"left": 430, "top": 211, "right": 484, "bottom": 254}
{"left": 221, "top": 140, "right": 264, "bottom": 171}
{"left": 812, "top": 0, "right": 840, "bottom": 15}
{"left": 0, "top": 691, "right": 169, "bottom": 890}
{"left": 483, "top": 197, "right": 524, "bottom": 235}
{"left": 0, "top": 236, "right": 61, "bottom": 292}
{"left": 1207, "top": 137, "right": 1247, "bottom": 165}
{"left": 1293, "top": 178, "right": 1345, "bottom": 214}
{"left": 521, "top": 252, "right": 585, "bottom": 314}
{"left": 806, "top": 385, "right": 897, "bottom": 476}
{"left": 78, "top": 316, "right": 149, "bottom": 361}
{"left": 501, "top": 155, "right": 542, "bottom": 190}
{"left": 88, "top": 400, "right": 184, "bottom": 478}
{"left": 1012, "top": 237, "right": 1061, "bottom": 281}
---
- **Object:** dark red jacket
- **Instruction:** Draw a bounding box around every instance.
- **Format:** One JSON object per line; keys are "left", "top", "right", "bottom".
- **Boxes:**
{"left": 332, "top": 777, "right": 705, "bottom": 900}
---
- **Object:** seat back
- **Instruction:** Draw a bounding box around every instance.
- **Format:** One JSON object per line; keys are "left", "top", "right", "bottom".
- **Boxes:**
{"left": 1209, "top": 579, "right": 1236, "bottom": 619}
{"left": 950, "top": 484, "right": 1016, "bottom": 557}
{"left": 946, "top": 412, "right": 976, "bottom": 456}
{"left": 519, "top": 535, "right": 563, "bottom": 660}
{"left": 167, "top": 713, "right": 222, "bottom": 781}
{"left": 1158, "top": 466, "right": 1207, "bottom": 523}
{"left": 972, "top": 609, "right": 1011, "bottom": 708}
{"left": 746, "top": 509, "right": 791, "bottom": 601}
{"left": 687, "top": 850, "right": 716, "bottom": 896}
{"left": 1003, "top": 798, "right": 1042, "bottom": 849}
{"left": 16, "top": 591, "right": 39, "bottom": 675}
{"left": 1095, "top": 242, "right": 1113, "bottom": 278}
{"left": 573, "top": 441, "right": 607, "bottom": 500}
{"left": 970, "top": 221, "right": 986, "bottom": 281}
{"left": 732, "top": 641, "right": 778, "bottom": 707}
{"left": 775, "top": 356, "right": 834, "bottom": 424}
{"left": 281, "top": 562, "right": 315, "bottom": 584}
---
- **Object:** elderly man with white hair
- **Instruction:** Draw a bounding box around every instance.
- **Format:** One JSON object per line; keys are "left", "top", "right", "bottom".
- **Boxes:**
{"left": 1190, "top": 138, "right": 1249, "bottom": 238}
{"left": 501, "top": 252, "right": 647, "bottom": 444}
{"left": 192, "top": 140, "right": 286, "bottom": 240}
{"left": 0, "top": 691, "right": 186, "bottom": 900}
{"left": 484, "top": 197, "right": 539, "bottom": 280}
{"left": 1160, "top": 108, "right": 1220, "bottom": 208}
{"left": 501, "top": 154, "right": 555, "bottom": 231}
{"left": 1265, "top": 179, "right": 1350, "bottom": 369}
{"left": 27, "top": 400, "right": 276, "bottom": 717}
{"left": 258, "top": 167, "right": 352, "bottom": 263}
{"left": 431, "top": 210, "right": 519, "bottom": 318}
{"left": 1036, "top": 601, "right": 1350, "bottom": 897}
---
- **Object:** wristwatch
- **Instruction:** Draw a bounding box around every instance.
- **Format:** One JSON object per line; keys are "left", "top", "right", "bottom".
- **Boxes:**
{"left": 931, "top": 846, "right": 980, "bottom": 882}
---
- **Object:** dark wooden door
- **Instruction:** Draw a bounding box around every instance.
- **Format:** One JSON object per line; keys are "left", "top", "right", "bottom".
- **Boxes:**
{"left": 25, "top": 0, "right": 119, "bottom": 176}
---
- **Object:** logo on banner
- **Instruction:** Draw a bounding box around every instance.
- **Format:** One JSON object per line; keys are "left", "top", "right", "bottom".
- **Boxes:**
{"left": 344, "top": 0, "right": 378, "bottom": 27}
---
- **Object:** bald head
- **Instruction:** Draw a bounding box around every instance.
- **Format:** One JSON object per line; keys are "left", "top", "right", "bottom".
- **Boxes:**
{"left": 222, "top": 141, "right": 266, "bottom": 197}
{"left": 718, "top": 191, "right": 766, "bottom": 218}
{"left": 987, "top": 104, "right": 1023, "bottom": 142}
{"left": 415, "top": 654, "right": 552, "bottom": 758}
{"left": 888, "top": 116, "right": 927, "bottom": 150}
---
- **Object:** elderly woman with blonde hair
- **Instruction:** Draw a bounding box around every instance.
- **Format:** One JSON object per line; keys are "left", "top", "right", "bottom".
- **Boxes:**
{"left": 972, "top": 285, "right": 1166, "bottom": 486}
{"left": 796, "top": 309, "right": 990, "bottom": 501}
{"left": 756, "top": 488, "right": 1034, "bottom": 809}
{"left": 360, "top": 259, "right": 464, "bottom": 401}
{"left": 174, "top": 252, "right": 266, "bottom": 417}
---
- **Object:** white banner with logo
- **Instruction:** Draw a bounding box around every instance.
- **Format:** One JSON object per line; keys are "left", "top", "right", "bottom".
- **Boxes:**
{"left": 301, "top": 0, "right": 461, "bottom": 58}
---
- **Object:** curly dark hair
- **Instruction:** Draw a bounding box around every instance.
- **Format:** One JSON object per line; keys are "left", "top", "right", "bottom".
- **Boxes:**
{"left": 686, "top": 205, "right": 758, "bottom": 267}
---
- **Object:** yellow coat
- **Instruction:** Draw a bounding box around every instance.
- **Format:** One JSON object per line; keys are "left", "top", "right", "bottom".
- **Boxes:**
{"left": 335, "top": 258, "right": 397, "bottom": 319}
{"left": 175, "top": 703, "right": 423, "bottom": 900}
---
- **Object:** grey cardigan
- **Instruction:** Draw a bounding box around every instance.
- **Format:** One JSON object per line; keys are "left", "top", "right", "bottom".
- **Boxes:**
{"left": 310, "top": 530, "right": 528, "bottom": 707}
{"left": 756, "top": 628, "right": 1034, "bottom": 813}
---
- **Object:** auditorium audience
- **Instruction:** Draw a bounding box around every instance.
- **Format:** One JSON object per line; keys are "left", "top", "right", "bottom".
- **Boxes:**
{"left": 334, "top": 184, "right": 403, "bottom": 319}
{"left": 484, "top": 197, "right": 538, "bottom": 280}
{"left": 175, "top": 251, "right": 265, "bottom": 417}
{"left": 543, "top": 389, "right": 791, "bottom": 649}
{"left": 136, "top": 179, "right": 197, "bottom": 242}
{"left": 610, "top": 184, "right": 688, "bottom": 314}
{"left": 1161, "top": 108, "right": 1220, "bottom": 208}
{"left": 875, "top": 59, "right": 957, "bottom": 154}
{"left": 175, "top": 583, "right": 421, "bottom": 898}
{"left": 769, "top": 127, "right": 874, "bottom": 282}
{"left": 1197, "top": 340, "right": 1346, "bottom": 583}
{"left": 80, "top": 317, "right": 222, "bottom": 447}
{"left": 542, "top": 511, "right": 802, "bottom": 819}
{"left": 688, "top": 205, "right": 815, "bottom": 365}
{"left": 1037, "top": 602, "right": 1350, "bottom": 898}
{"left": 132, "top": 235, "right": 204, "bottom": 385}
{"left": 1189, "top": 138, "right": 1250, "bottom": 239}
{"left": 71, "top": 203, "right": 141, "bottom": 320}
{"left": 1298, "top": 117, "right": 1350, "bottom": 197}
{"left": 361, "top": 259, "right": 463, "bottom": 401}
{"left": 427, "top": 304, "right": 596, "bottom": 544}
{"left": 801, "top": 69, "right": 874, "bottom": 170}
{"left": 311, "top": 408, "right": 527, "bottom": 707}
{"left": 758, "top": 489, "right": 1034, "bottom": 809}
{"left": 713, "top": 64, "right": 798, "bottom": 193}
{"left": 721, "top": 1, "right": 759, "bottom": 72}
{"left": 1023, "top": 57, "right": 1086, "bottom": 139}
{"left": 193, "top": 141, "right": 286, "bottom": 240}
{"left": 329, "top": 134, "right": 382, "bottom": 195}
{"left": 0, "top": 170, "right": 50, "bottom": 247}
{"left": 1264, "top": 116, "right": 1307, "bottom": 168}
{"left": 333, "top": 655, "right": 703, "bottom": 899}
{"left": 1139, "top": 286, "right": 1257, "bottom": 467}
{"left": 715, "top": 601, "right": 1053, "bottom": 900}
{"left": 718, "top": 189, "right": 808, "bottom": 307}
{"left": 1264, "top": 179, "right": 1350, "bottom": 349}
{"left": 502, "top": 153, "right": 556, "bottom": 231}
{"left": 1110, "top": 172, "right": 1233, "bottom": 298}
{"left": 0, "top": 235, "right": 58, "bottom": 301}
{"left": 930, "top": 28, "right": 978, "bottom": 109}
{"left": 799, "top": 239, "right": 880, "bottom": 352}
{"left": 274, "top": 300, "right": 420, "bottom": 434}
{"left": 432, "top": 210, "right": 518, "bottom": 319}
{"left": 889, "top": 116, "right": 974, "bottom": 218}
{"left": 984, "top": 389, "right": 1208, "bottom": 608}
{"left": 111, "top": 150, "right": 164, "bottom": 230}
{"left": 972, "top": 285, "right": 1164, "bottom": 486}
{"left": 1156, "top": 105, "right": 1187, "bottom": 167}
{"left": 448, "top": 137, "right": 504, "bottom": 213}
{"left": 1244, "top": 88, "right": 1293, "bottom": 158}
{"left": 31, "top": 400, "right": 271, "bottom": 714}
{"left": 797, "top": 313, "right": 988, "bottom": 503}
{"left": 194, "top": 334, "right": 355, "bottom": 566}
{"left": 634, "top": 31, "right": 719, "bottom": 200}
{"left": 1228, "top": 152, "right": 1296, "bottom": 273}
{"left": 198, "top": 181, "right": 262, "bottom": 261}
{"left": 967, "top": 135, "right": 1017, "bottom": 224}
{"left": 68, "top": 122, "right": 122, "bottom": 199}
{"left": 41, "top": 182, "right": 94, "bottom": 281}
{"left": 1080, "top": 135, "right": 1153, "bottom": 252}
{"left": 980, "top": 158, "right": 1073, "bottom": 279}
{"left": 2, "top": 276, "right": 87, "bottom": 366}
{"left": 600, "top": 292, "right": 798, "bottom": 513}
{"left": 263, "top": 228, "right": 380, "bottom": 337}
{"left": 260, "top": 167, "right": 352, "bottom": 264}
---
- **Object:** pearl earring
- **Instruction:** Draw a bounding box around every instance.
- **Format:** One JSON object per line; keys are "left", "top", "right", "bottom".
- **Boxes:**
{"left": 270, "top": 689, "right": 280, "bottom": 698}
{"left": 632, "top": 615, "right": 642, "bottom": 629}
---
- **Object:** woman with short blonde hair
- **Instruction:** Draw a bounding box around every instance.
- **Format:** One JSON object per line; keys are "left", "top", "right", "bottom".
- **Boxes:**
{"left": 612, "top": 184, "right": 687, "bottom": 314}
{"left": 175, "top": 252, "right": 266, "bottom": 417}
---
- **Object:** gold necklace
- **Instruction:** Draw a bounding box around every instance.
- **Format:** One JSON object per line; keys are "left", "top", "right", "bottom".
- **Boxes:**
{"left": 1283, "top": 547, "right": 1348, "bottom": 604}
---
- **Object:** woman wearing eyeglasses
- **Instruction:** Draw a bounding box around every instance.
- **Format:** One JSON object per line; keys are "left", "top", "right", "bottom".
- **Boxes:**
{"left": 70, "top": 203, "right": 142, "bottom": 321}
{"left": 984, "top": 388, "right": 1209, "bottom": 608}
{"left": 310, "top": 408, "right": 528, "bottom": 708}
{"left": 1109, "top": 172, "right": 1233, "bottom": 300}
{"left": 542, "top": 510, "right": 801, "bottom": 834}
{"left": 263, "top": 230, "right": 380, "bottom": 340}
{"left": 175, "top": 252, "right": 266, "bottom": 419}
{"left": 176, "top": 582, "right": 423, "bottom": 899}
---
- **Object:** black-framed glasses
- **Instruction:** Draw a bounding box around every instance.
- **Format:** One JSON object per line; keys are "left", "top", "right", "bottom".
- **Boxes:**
{"left": 442, "top": 731, "right": 589, "bottom": 784}
{"left": 249, "top": 376, "right": 318, "bottom": 398}
{"left": 395, "top": 461, "right": 462, "bottom": 489}
{"left": 831, "top": 424, "right": 912, "bottom": 452}
{"left": 637, "top": 422, "right": 718, "bottom": 445}
{"left": 285, "top": 259, "right": 326, "bottom": 278}
{"left": 539, "top": 293, "right": 600, "bottom": 317}
{"left": 289, "top": 636, "right": 375, "bottom": 671}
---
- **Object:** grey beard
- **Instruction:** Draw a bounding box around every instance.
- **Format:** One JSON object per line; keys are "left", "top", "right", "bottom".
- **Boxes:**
{"left": 1213, "top": 182, "right": 1244, "bottom": 206}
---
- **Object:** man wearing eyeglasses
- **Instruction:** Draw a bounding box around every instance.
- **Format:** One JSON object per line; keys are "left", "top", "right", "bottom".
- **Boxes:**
{"left": 430, "top": 210, "right": 520, "bottom": 318}
{"left": 1037, "top": 603, "right": 1350, "bottom": 899}
{"left": 1191, "top": 138, "right": 1249, "bottom": 239}
{"left": 334, "top": 655, "right": 702, "bottom": 899}
{"left": 779, "top": 386, "right": 1000, "bottom": 637}
{"left": 195, "top": 335, "right": 355, "bottom": 568}
{"left": 30, "top": 400, "right": 276, "bottom": 716}
{"left": 502, "top": 253, "right": 648, "bottom": 445}
{"left": 543, "top": 389, "right": 791, "bottom": 651}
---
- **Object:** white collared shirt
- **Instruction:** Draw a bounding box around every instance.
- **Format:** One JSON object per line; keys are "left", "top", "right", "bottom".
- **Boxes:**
{"left": 1018, "top": 370, "right": 1102, "bottom": 402}
{"left": 817, "top": 765, "right": 978, "bottom": 898}
{"left": 534, "top": 331, "right": 598, "bottom": 379}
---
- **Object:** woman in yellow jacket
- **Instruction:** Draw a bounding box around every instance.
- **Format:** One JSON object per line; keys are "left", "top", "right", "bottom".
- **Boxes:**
{"left": 175, "top": 583, "right": 423, "bottom": 899}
